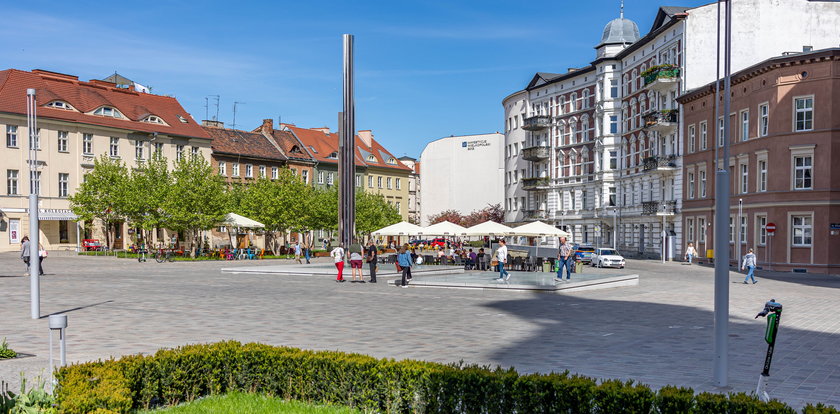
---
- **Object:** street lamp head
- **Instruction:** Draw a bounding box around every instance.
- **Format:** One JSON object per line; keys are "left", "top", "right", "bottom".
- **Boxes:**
{"left": 26, "top": 88, "right": 36, "bottom": 96}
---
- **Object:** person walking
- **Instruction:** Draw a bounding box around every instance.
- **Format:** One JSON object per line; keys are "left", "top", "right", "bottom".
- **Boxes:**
{"left": 366, "top": 239, "right": 378, "bottom": 283}
{"left": 397, "top": 245, "right": 413, "bottom": 288}
{"left": 555, "top": 237, "right": 573, "bottom": 282}
{"left": 20, "top": 236, "right": 30, "bottom": 275}
{"left": 294, "top": 241, "right": 303, "bottom": 264}
{"left": 331, "top": 243, "right": 346, "bottom": 283}
{"left": 496, "top": 239, "right": 510, "bottom": 281}
{"left": 37, "top": 243, "right": 46, "bottom": 275}
{"left": 742, "top": 248, "right": 758, "bottom": 284}
{"left": 348, "top": 238, "right": 365, "bottom": 283}
{"left": 684, "top": 242, "right": 698, "bottom": 265}
{"left": 304, "top": 240, "right": 311, "bottom": 264}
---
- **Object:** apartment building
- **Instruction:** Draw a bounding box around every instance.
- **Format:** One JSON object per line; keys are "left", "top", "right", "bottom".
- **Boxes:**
{"left": 398, "top": 156, "right": 420, "bottom": 224}
{"left": 0, "top": 69, "right": 212, "bottom": 252}
{"left": 679, "top": 48, "right": 840, "bottom": 274}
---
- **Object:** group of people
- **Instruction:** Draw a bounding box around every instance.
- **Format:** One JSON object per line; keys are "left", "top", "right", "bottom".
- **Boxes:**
{"left": 684, "top": 242, "right": 759, "bottom": 284}
{"left": 19, "top": 236, "right": 46, "bottom": 276}
{"left": 493, "top": 237, "right": 577, "bottom": 283}
{"left": 329, "top": 239, "right": 380, "bottom": 284}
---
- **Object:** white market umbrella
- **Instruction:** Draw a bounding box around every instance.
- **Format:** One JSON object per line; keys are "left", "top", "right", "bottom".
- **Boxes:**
{"left": 463, "top": 221, "right": 513, "bottom": 237}
{"left": 372, "top": 221, "right": 423, "bottom": 236}
{"left": 509, "top": 221, "right": 570, "bottom": 258}
{"left": 224, "top": 212, "right": 264, "bottom": 228}
{"left": 422, "top": 220, "right": 468, "bottom": 237}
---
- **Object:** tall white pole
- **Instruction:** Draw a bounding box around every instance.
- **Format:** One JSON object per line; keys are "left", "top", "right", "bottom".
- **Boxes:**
{"left": 713, "top": 0, "right": 732, "bottom": 387}
{"left": 27, "top": 88, "right": 40, "bottom": 320}
{"left": 613, "top": 209, "right": 617, "bottom": 249}
{"left": 737, "top": 198, "right": 743, "bottom": 265}
{"left": 661, "top": 209, "right": 666, "bottom": 264}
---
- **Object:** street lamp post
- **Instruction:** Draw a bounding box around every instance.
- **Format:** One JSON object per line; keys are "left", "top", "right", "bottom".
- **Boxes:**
{"left": 661, "top": 204, "right": 667, "bottom": 264}
{"left": 612, "top": 207, "right": 618, "bottom": 250}
{"left": 737, "top": 198, "right": 743, "bottom": 266}
{"left": 27, "top": 88, "right": 40, "bottom": 320}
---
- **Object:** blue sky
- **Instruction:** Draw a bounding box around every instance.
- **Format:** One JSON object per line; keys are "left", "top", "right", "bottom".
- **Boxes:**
{"left": 2, "top": 0, "right": 709, "bottom": 158}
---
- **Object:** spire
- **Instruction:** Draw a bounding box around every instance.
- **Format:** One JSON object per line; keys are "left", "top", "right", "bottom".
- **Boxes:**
{"left": 620, "top": 0, "right": 624, "bottom": 19}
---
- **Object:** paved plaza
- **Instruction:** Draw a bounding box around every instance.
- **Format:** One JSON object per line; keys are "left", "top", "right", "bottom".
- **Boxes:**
{"left": 1, "top": 252, "right": 839, "bottom": 409}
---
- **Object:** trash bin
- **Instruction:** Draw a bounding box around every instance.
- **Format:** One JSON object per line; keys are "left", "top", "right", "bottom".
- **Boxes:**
{"left": 575, "top": 261, "right": 584, "bottom": 274}
{"left": 542, "top": 262, "right": 552, "bottom": 273}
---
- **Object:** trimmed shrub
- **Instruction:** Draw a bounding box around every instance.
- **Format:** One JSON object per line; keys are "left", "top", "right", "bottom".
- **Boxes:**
{"left": 54, "top": 341, "right": 836, "bottom": 414}
{"left": 804, "top": 403, "right": 840, "bottom": 414}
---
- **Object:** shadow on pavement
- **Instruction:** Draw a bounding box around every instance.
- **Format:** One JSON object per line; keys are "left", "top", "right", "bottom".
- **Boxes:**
{"left": 39, "top": 300, "right": 114, "bottom": 319}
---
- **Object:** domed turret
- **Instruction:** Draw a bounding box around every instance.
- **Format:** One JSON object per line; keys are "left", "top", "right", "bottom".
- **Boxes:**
{"left": 598, "top": 17, "right": 640, "bottom": 47}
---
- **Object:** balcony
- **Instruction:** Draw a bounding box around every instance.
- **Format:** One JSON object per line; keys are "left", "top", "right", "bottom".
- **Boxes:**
{"left": 523, "top": 209, "right": 547, "bottom": 221}
{"left": 643, "top": 109, "right": 679, "bottom": 134}
{"left": 522, "top": 115, "right": 550, "bottom": 131}
{"left": 521, "top": 145, "right": 551, "bottom": 161}
{"left": 642, "top": 155, "right": 678, "bottom": 172}
{"left": 642, "top": 200, "right": 678, "bottom": 216}
{"left": 521, "top": 177, "right": 550, "bottom": 191}
{"left": 643, "top": 66, "right": 680, "bottom": 91}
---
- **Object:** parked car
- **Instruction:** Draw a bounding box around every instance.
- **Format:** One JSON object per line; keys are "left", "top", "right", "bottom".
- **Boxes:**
{"left": 429, "top": 238, "right": 447, "bottom": 248}
{"left": 408, "top": 239, "right": 429, "bottom": 247}
{"left": 590, "top": 248, "right": 626, "bottom": 269}
{"left": 573, "top": 245, "right": 596, "bottom": 263}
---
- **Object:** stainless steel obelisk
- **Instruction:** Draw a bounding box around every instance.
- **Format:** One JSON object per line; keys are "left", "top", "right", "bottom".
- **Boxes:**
{"left": 338, "top": 34, "right": 356, "bottom": 248}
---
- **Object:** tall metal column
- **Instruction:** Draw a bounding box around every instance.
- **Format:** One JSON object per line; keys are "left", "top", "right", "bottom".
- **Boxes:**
{"left": 338, "top": 34, "right": 356, "bottom": 248}
{"left": 27, "top": 88, "right": 40, "bottom": 319}
{"left": 713, "top": 0, "right": 732, "bottom": 387}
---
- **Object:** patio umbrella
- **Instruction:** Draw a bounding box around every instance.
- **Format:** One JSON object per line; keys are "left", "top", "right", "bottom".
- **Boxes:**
{"left": 463, "top": 220, "right": 513, "bottom": 237}
{"left": 509, "top": 221, "right": 570, "bottom": 257}
{"left": 224, "top": 213, "right": 265, "bottom": 229}
{"left": 372, "top": 221, "right": 423, "bottom": 236}
{"left": 422, "top": 221, "right": 468, "bottom": 237}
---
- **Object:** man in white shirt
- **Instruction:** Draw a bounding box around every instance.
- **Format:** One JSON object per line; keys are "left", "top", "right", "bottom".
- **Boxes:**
{"left": 496, "top": 239, "right": 510, "bottom": 281}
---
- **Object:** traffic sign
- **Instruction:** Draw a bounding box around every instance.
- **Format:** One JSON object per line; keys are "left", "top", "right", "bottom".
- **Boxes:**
{"left": 766, "top": 223, "right": 776, "bottom": 234}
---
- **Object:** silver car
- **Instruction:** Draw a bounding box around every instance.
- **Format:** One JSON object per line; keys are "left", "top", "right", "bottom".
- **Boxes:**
{"left": 591, "top": 248, "right": 626, "bottom": 269}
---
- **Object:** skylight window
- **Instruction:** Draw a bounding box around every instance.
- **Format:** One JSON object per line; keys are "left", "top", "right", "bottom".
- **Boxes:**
{"left": 309, "top": 145, "right": 317, "bottom": 153}
{"left": 93, "top": 106, "right": 123, "bottom": 118}
{"left": 46, "top": 101, "right": 75, "bottom": 110}
{"left": 143, "top": 115, "right": 166, "bottom": 125}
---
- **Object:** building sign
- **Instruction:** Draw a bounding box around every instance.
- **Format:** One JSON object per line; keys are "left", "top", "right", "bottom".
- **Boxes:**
{"left": 830, "top": 223, "right": 840, "bottom": 230}
{"left": 9, "top": 219, "right": 20, "bottom": 244}
{"left": 461, "top": 140, "right": 491, "bottom": 151}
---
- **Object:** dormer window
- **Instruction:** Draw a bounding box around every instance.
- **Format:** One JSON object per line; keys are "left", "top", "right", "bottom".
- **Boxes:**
{"left": 366, "top": 154, "right": 376, "bottom": 162}
{"left": 387, "top": 157, "right": 397, "bottom": 165}
{"left": 46, "top": 101, "right": 75, "bottom": 111}
{"left": 290, "top": 145, "right": 301, "bottom": 153}
{"left": 328, "top": 151, "right": 338, "bottom": 159}
{"left": 93, "top": 106, "right": 123, "bottom": 118}
{"left": 177, "top": 115, "right": 188, "bottom": 123}
{"left": 142, "top": 115, "right": 166, "bottom": 125}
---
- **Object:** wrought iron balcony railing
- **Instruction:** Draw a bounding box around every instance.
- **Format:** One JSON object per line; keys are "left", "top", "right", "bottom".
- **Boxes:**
{"left": 642, "top": 200, "right": 678, "bottom": 216}
{"left": 642, "top": 155, "right": 678, "bottom": 172}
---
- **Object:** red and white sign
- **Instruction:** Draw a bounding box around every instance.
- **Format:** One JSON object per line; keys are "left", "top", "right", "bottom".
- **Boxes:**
{"left": 766, "top": 223, "right": 776, "bottom": 234}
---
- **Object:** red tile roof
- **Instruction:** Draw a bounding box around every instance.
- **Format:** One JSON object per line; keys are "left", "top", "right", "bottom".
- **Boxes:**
{"left": 285, "top": 125, "right": 411, "bottom": 172}
{"left": 202, "top": 126, "right": 286, "bottom": 161}
{"left": 0, "top": 69, "right": 210, "bottom": 139}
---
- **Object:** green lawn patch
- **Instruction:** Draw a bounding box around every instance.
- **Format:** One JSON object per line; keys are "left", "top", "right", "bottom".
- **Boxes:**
{"left": 138, "top": 392, "right": 360, "bottom": 414}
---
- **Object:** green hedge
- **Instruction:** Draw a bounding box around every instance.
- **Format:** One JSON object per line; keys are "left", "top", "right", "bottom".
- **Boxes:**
{"left": 54, "top": 341, "right": 836, "bottom": 414}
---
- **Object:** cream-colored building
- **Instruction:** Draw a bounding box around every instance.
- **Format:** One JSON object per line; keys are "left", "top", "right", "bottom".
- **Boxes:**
{"left": 0, "top": 69, "right": 212, "bottom": 253}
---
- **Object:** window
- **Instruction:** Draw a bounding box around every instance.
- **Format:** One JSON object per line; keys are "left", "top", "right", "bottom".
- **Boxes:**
{"left": 700, "top": 121, "right": 708, "bottom": 150}
{"left": 232, "top": 163, "right": 240, "bottom": 177}
{"left": 57, "top": 131, "right": 69, "bottom": 152}
{"left": 759, "top": 104, "right": 769, "bottom": 137}
{"left": 395, "top": 201, "right": 401, "bottom": 211}
{"left": 316, "top": 171, "right": 324, "bottom": 184}
{"left": 687, "top": 171, "right": 695, "bottom": 199}
{"left": 93, "top": 106, "right": 123, "bottom": 118}
{"left": 109, "top": 137, "right": 119, "bottom": 157}
{"left": 176, "top": 145, "right": 185, "bottom": 161}
{"left": 757, "top": 215, "right": 767, "bottom": 246}
{"left": 757, "top": 159, "right": 767, "bottom": 192}
{"left": 80, "top": 133, "right": 93, "bottom": 154}
{"left": 729, "top": 217, "right": 735, "bottom": 243}
{"left": 377, "top": 176, "right": 383, "bottom": 188}
{"left": 740, "top": 216, "right": 747, "bottom": 243}
{"left": 135, "top": 140, "right": 144, "bottom": 160}
{"left": 700, "top": 169, "right": 707, "bottom": 198}
{"left": 143, "top": 115, "right": 165, "bottom": 124}
{"left": 46, "top": 101, "right": 73, "bottom": 110}
{"left": 245, "top": 164, "right": 253, "bottom": 178}
{"left": 30, "top": 128, "right": 40, "bottom": 150}
{"left": 387, "top": 177, "right": 392, "bottom": 189}
{"left": 271, "top": 167, "right": 279, "bottom": 179}
{"left": 794, "top": 97, "right": 813, "bottom": 132}
{"left": 6, "top": 170, "right": 18, "bottom": 195}
{"left": 58, "top": 221, "right": 69, "bottom": 243}
{"left": 367, "top": 175, "right": 373, "bottom": 188}
{"left": 793, "top": 155, "right": 812, "bottom": 190}
{"left": 258, "top": 165, "right": 266, "bottom": 178}
{"left": 688, "top": 124, "right": 696, "bottom": 153}
{"left": 609, "top": 115, "right": 618, "bottom": 134}
{"left": 396, "top": 178, "right": 401, "bottom": 190}
{"left": 791, "top": 215, "right": 812, "bottom": 246}
{"left": 301, "top": 170, "right": 308, "bottom": 183}
{"left": 58, "top": 173, "right": 69, "bottom": 197}
{"left": 355, "top": 174, "right": 361, "bottom": 187}
{"left": 30, "top": 171, "right": 41, "bottom": 195}
{"left": 218, "top": 162, "right": 227, "bottom": 176}
{"left": 327, "top": 172, "right": 334, "bottom": 185}
{"left": 608, "top": 187, "right": 616, "bottom": 206}
{"left": 740, "top": 110, "right": 749, "bottom": 141}
{"left": 153, "top": 142, "right": 163, "bottom": 155}
{"left": 609, "top": 151, "right": 617, "bottom": 169}
{"left": 610, "top": 79, "right": 618, "bottom": 98}
{"left": 687, "top": 218, "right": 695, "bottom": 243}
{"left": 740, "top": 163, "right": 748, "bottom": 194}
{"left": 6, "top": 125, "right": 17, "bottom": 147}
{"left": 698, "top": 217, "right": 706, "bottom": 243}
{"left": 191, "top": 146, "right": 199, "bottom": 157}
{"left": 718, "top": 117, "right": 725, "bottom": 147}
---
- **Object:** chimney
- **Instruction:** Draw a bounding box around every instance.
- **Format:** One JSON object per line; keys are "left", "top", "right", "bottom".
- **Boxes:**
{"left": 202, "top": 119, "right": 224, "bottom": 128}
{"left": 358, "top": 130, "right": 373, "bottom": 147}
{"left": 261, "top": 119, "right": 274, "bottom": 134}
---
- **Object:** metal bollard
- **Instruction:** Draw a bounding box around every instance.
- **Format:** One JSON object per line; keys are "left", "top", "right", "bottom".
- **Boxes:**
{"left": 48, "top": 314, "right": 68, "bottom": 381}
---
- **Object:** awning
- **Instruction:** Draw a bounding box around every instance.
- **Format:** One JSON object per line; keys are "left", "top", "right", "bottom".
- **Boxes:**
{"left": 463, "top": 220, "right": 512, "bottom": 237}
{"left": 509, "top": 221, "right": 570, "bottom": 237}
{"left": 372, "top": 221, "right": 423, "bottom": 236}
{"left": 223, "top": 213, "right": 265, "bottom": 228}
{"left": 37, "top": 209, "right": 78, "bottom": 221}
{"left": 422, "top": 221, "right": 468, "bottom": 236}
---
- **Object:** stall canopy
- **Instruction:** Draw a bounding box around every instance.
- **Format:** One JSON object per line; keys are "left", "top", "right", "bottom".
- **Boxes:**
{"left": 463, "top": 220, "right": 512, "bottom": 237}
{"left": 223, "top": 213, "right": 265, "bottom": 229}
{"left": 509, "top": 221, "right": 569, "bottom": 237}
{"left": 422, "top": 220, "right": 468, "bottom": 236}
{"left": 372, "top": 221, "right": 423, "bottom": 236}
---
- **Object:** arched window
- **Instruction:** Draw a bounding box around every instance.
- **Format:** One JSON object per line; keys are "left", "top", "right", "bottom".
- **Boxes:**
{"left": 92, "top": 106, "right": 123, "bottom": 119}
{"left": 581, "top": 115, "right": 590, "bottom": 142}
{"left": 570, "top": 93, "right": 577, "bottom": 112}
{"left": 45, "top": 101, "right": 76, "bottom": 111}
{"left": 581, "top": 90, "right": 590, "bottom": 109}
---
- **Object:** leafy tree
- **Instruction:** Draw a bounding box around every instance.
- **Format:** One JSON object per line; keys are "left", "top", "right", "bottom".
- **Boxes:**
{"left": 68, "top": 155, "right": 129, "bottom": 249}
{"left": 428, "top": 209, "right": 464, "bottom": 226}
{"left": 233, "top": 170, "right": 310, "bottom": 254}
{"left": 163, "top": 154, "right": 227, "bottom": 254}
{"left": 462, "top": 204, "right": 504, "bottom": 227}
{"left": 123, "top": 153, "right": 171, "bottom": 246}
{"left": 355, "top": 190, "right": 401, "bottom": 236}
{"left": 305, "top": 186, "right": 338, "bottom": 243}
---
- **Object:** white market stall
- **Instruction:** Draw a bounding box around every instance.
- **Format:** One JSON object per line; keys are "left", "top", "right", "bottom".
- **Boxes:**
{"left": 509, "top": 221, "right": 570, "bottom": 257}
